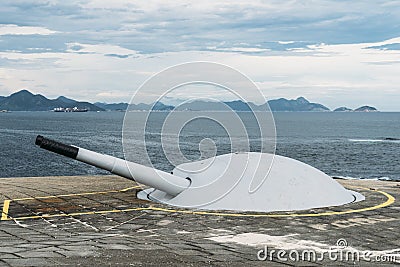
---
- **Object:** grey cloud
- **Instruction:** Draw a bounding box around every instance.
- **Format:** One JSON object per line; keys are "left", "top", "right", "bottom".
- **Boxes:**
{"left": 0, "top": 34, "right": 69, "bottom": 53}
{"left": 104, "top": 54, "right": 130, "bottom": 58}
{"left": 364, "top": 60, "right": 400, "bottom": 65}
{"left": 366, "top": 43, "right": 400, "bottom": 51}
{"left": 0, "top": 0, "right": 399, "bottom": 55}
{"left": 0, "top": 56, "right": 59, "bottom": 69}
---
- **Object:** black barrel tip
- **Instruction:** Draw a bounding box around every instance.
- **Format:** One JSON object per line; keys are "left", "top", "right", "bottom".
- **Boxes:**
{"left": 35, "top": 135, "right": 44, "bottom": 146}
{"left": 34, "top": 135, "right": 79, "bottom": 159}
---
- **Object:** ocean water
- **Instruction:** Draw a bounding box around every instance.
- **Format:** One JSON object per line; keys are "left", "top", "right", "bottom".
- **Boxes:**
{"left": 0, "top": 111, "right": 399, "bottom": 180}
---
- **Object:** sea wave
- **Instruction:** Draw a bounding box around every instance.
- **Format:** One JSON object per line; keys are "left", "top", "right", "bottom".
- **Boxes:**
{"left": 333, "top": 176, "right": 399, "bottom": 181}
{"left": 348, "top": 138, "right": 400, "bottom": 143}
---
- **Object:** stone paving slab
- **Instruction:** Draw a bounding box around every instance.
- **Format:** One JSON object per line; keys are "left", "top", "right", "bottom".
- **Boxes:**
{"left": 0, "top": 175, "right": 399, "bottom": 266}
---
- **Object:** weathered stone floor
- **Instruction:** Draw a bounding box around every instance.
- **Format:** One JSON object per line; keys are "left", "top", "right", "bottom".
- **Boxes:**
{"left": 0, "top": 175, "right": 399, "bottom": 266}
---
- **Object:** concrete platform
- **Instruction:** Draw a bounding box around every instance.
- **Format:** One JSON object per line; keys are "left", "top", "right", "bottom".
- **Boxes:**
{"left": 0, "top": 175, "right": 399, "bottom": 266}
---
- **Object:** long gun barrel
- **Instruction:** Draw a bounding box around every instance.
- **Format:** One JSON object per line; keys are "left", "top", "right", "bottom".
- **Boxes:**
{"left": 35, "top": 135, "right": 190, "bottom": 196}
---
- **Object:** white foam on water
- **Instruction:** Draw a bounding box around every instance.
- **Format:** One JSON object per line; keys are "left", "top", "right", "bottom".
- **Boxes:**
{"left": 378, "top": 176, "right": 395, "bottom": 181}
{"left": 350, "top": 139, "right": 380, "bottom": 142}
{"left": 334, "top": 176, "right": 398, "bottom": 181}
{"left": 334, "top": 176, "right": 360, "bottom": 180}
{"left": 349, "top": 139, "right": 400, "bottom": 143}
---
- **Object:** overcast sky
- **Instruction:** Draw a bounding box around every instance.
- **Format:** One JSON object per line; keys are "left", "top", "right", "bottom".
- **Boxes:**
{"left": 0, "top": 0, "right": 399, "bottom": 110}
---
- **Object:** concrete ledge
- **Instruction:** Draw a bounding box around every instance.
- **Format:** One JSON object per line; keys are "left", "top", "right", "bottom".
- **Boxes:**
{"left": 0, "top": 175, "right": 399, "bottom": 266}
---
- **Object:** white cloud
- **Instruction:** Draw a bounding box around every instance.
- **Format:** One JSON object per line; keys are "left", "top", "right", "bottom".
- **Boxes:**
{"left": 66, "top": 43, "right": 138, "bottom": 56}
{"left": 0, "top": 24, "right": 57, "bottom": 35}
{"left": 209, "top": 47, "right": 270, "bottom": 53}
{"left": 278, "top": 41, "right": 295, "bottom": 45}
{"left": 0, "top": 1, "right": 400, "bottom": 110}
{"left": 1, "top": 37, "right": 399, "bottom": 110}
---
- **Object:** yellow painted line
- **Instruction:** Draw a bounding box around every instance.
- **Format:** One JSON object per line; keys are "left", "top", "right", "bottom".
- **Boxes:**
{"left": 1, "top": 187, "right": 395, "bottom": 221}
{"left": 149, "top": 188, "right": 395, "bottom": 217}
{"left": 0, "top": 185, "right": 140, "bottom": 221}
{"left": 120, "top": 186, "right": 141, "bottom": 192}
{"left": 1, "top": 200, "right": 10, "bottom": 221}
{"left": 3, "top": 207, "right": 154, "bottom": 221}
{"left": 12, "top": 186, "right": 141, "bottom": 201}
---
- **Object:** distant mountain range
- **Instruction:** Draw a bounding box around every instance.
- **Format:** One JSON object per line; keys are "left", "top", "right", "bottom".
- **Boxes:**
{"left": 354, "top": 106, "right": 378, "bottom": 112}
{"left": 171, "top": 97, "right": 329, "bottom": 111}
{"left": 333, "top": 106, "right": 378, "bottom": 112}
{"left": 268, "top": 97, "right": 330, "bottom": 112}
{"left": 0, "top": 90, "right": 103, "bottom": 111}
{"left": 94, "top": 101, "right": 174, "bottom": 111}
{"left": 0, "top": 90, "right": 379, "bottom": 112}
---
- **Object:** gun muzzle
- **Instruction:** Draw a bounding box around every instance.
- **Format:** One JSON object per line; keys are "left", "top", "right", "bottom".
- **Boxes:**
{"left": 35, "top": 135, "right": 190, "bottom": 196}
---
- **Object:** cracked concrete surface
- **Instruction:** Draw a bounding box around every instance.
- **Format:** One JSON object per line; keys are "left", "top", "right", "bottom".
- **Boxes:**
{"left": 0, "top": 175, "right": 399, "bottom": 266}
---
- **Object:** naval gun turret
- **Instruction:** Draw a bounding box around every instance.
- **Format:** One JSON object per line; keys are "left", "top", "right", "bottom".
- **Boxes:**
{"left": 35, "top": 135, "right": 189, "bottom": 197}
{"left": 35, "top": 135, "right": 364, "bottom": 212}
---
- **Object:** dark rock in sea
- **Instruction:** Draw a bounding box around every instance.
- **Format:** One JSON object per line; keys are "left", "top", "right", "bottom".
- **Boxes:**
{"left": 354, "top": 106, "right": 378, "bottom": 112}
{"left": 334, "top": 107, "right": 353, "bottom": 112}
